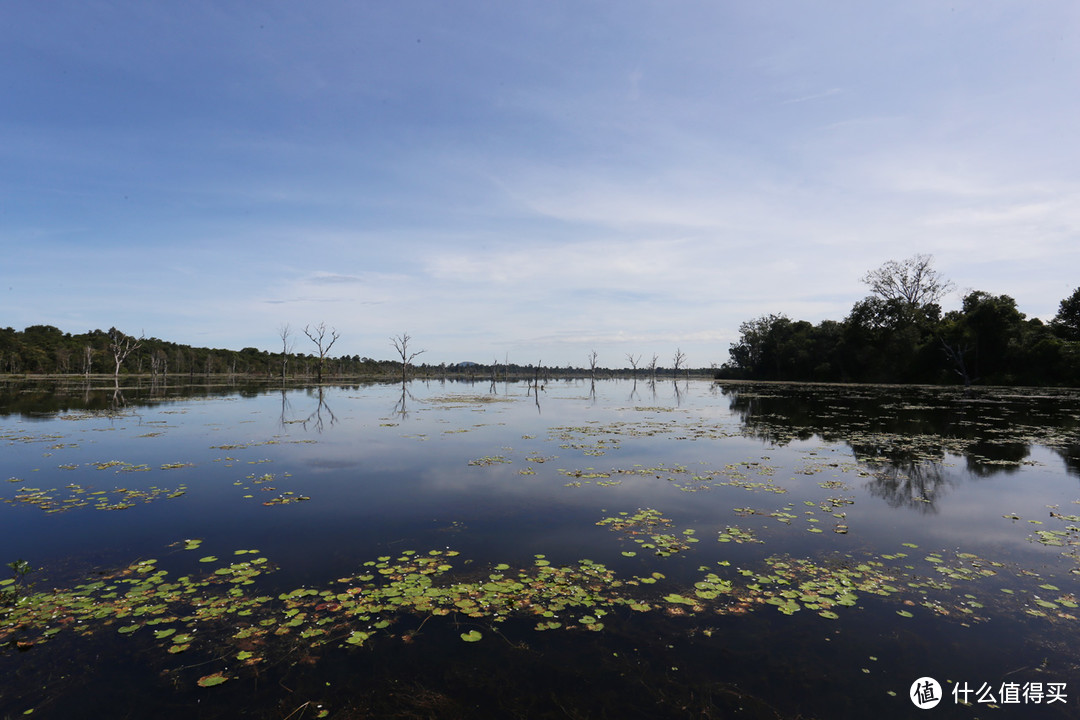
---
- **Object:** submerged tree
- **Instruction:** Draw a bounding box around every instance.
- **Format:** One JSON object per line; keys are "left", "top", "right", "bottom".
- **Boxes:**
{"left": 304, "top": 322, "right": 339, "bottom": 383}
{"left": 391, "top": 332, "right": 425, "bottom": 384}
{"left": 278, "top": 323, "right": 294, "bottom": 382}
{"left": 672, "top": 348, "right": 686, "bottom": 380}
{"left": 108, "top": 328, "right": 143, "bottom": 378}
{"left": 83, "top": 345, "right": 94, "bottom": 377}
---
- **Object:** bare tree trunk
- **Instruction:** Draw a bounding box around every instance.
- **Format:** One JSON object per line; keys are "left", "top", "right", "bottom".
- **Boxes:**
{"left": 391, "top": 332, "right": 426, "bottom": 384}
{"left": 278, "top": 323, "right": 293, "bottom": 383}
{"left": 108, "top": 329, "right": 143, "bottom": 378}
{"left": 672, "top": 348, "right": 686, "bottom": 381}
{"left": 304, "top": 323, "right": 339, "bottom": 383}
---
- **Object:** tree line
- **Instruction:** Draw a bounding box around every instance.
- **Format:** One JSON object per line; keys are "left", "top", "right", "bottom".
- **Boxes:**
{"left": 0, "top": 325, "right": 408, "bottom": 379}
{"left": 0, "top": 324, "right": 693, "bottom": 382}
{"left": 719, "top": 255, "right": 1080, "bottom": 386}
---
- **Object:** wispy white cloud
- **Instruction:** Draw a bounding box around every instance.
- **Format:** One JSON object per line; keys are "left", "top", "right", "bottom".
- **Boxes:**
{"left": 781, "top": 87, "right": 844, "bottom": 105}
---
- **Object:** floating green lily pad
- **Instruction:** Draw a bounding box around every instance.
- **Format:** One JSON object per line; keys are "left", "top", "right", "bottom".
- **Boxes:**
{"left": 197, "top": 672, "right": 229, "bottom": 688}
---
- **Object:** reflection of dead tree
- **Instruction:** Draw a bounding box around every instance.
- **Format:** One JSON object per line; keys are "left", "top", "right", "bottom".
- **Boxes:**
{"left": 278, "top": 387, "right": 292, "bottom": 429}
{"left": 301, "top": 387, "right": 337, "bottom": 433}
{"left": 863, "top": 459, "right": 949, "bottom": 513}
{"left": 304, "top": 322, "right": 339, "bottom": 383}
{"left": 391, "top": 332, "right": 426, "bottom": 384}
{"left": 394, "top": 383, "right": 418, "bottom": 419}
{"left": 108, "top": 328, "right": 143, "bottom": 378}
{"left": 111, "top": 382, "right": 127, "bottom": 410}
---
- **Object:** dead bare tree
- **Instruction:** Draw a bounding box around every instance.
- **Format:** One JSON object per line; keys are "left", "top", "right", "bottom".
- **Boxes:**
{"left": 588, "top": 350, "right": 599, "bottom": 379}
{"left": 304, "top": 322, "right": 339, "bottom": 383}
{"left": 672, "top": 348, "right": 686, "bottom": 380}
{"left": 391, "top": 332, "right": 426, "bottom": 384}
{"left": 108, "top": 328, "right": 143, "bottom": 378}
{"left": 278, "top": 323, "right": 295, "bottom": 382}
{"left": 150, "top": 349, "right": 168, "bottom": 379}
{"left": 83, "top": 345, "right": 94, "bottom": 377}
{"left": 648, "top": 354, "right": 659, "bottom": 382}
{"left": 940, "top": 338, "right": 975, "bottom": 387}
{"left": 626, "top": 353, "right": 641, "bottom": 378}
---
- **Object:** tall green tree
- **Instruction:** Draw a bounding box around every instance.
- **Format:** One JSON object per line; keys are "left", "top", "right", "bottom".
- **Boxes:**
{"left": 1052, "top": 287, "right": 1080, "bottom": 341}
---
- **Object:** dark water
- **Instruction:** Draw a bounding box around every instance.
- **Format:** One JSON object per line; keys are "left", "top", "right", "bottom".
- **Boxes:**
{"left": 1, "top": 378, "right": 1079, "bottom": 719}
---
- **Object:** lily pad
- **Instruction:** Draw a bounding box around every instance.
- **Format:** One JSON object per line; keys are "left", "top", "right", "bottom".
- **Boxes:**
{"left": 196, "top": 672, "right": 229, "bottom": 688}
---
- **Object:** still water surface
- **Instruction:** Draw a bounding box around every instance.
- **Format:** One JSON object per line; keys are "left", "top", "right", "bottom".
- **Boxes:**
{"left": 1, "top": 378, "right": 1078, "bottom": 718}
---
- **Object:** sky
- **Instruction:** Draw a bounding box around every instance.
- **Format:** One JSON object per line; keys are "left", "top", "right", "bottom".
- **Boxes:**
{"left": 2, "top": 1, "right": 1078, "bottom": 368}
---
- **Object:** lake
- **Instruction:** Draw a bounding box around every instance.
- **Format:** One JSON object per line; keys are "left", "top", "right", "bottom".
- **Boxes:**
{"left": 1, "top": 377, "right": 1079, "bottom": 719}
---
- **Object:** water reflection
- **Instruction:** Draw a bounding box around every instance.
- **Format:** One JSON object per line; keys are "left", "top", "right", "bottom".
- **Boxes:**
{"left": 863, "top": 458, "right": 951, "bottom": 513}
{"left": 300, "top": 387, "right": 337, "bottom": 432}
{"left": 718, "top": 381, "right": 1080, "bottom": 480}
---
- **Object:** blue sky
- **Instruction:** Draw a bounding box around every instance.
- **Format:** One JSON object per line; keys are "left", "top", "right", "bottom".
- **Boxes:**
{"left": 3, "top": 1, "right": 1077, "bottom": 367}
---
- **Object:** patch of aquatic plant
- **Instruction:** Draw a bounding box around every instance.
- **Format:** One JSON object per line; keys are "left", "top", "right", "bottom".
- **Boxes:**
{"left": 261, "top": 492, "right": 310, "bottom": 506}
{"left": 0, "top": 559, "right": 33, "bottom": 608}
{"left": 559, "top": 468, "right": 612, "bottom": 480}
{"left": 555, "top": 461, "right": 785, "bottom": 494}
{"left": 5, "top": 534, "right": 1079, "bottom": 697}
{"left": 676, "top": 547, "right": 1059, "bottom": 625}
{"left": 0, "top": 430, "right": 70, "bottom": 444}
{"left": 717, "top": 526, "right": 762, "bottom": 544}
{"left": 1025, "top": 505, "right": 1080, "bottom": 572}
{"left": 733, "top": 505, "right": 798, "bottom": 524}
{"left": 0, "top": 547, "right": 653, "bottom": 667}
{"left": 548, "top": 425, "right": 625, "bottom": 455}
{"left": 1, "top": 483, "right": 187, "bottom": 513}
{"left": 596, "top": 509, "right": 697, "bottom": 557}
{"left": 210, "top": 437, "right": 316, "bottom": 451}
{"left": 92, "top": 459, "right": 151, "bottom": 472}
{"left": 427, "top": 394, "right": 516, "bottom": 406}
{"left": 467, "top": 455, "right": 513, "bottom": 467}
{"left": 233, "top": 472, "right": 309, "bottom": 505}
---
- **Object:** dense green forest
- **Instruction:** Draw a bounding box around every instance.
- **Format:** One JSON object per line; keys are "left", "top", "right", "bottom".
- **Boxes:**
{"left": 719, "top": 256, "right": 1080, "bottom": 386}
